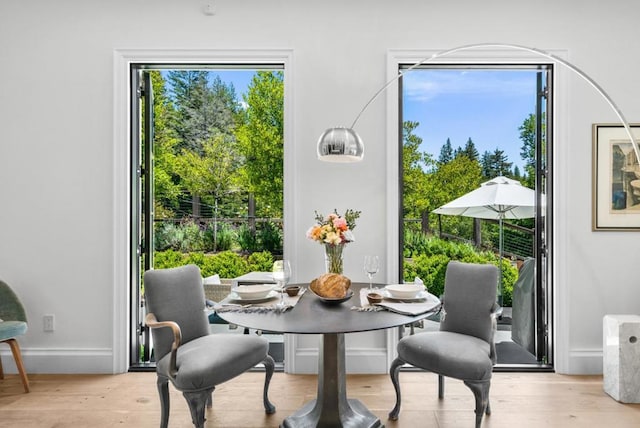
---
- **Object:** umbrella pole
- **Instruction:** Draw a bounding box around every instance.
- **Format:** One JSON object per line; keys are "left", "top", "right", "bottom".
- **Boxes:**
{"left": 498, "top": 217, "right": 504, "bottom": 308}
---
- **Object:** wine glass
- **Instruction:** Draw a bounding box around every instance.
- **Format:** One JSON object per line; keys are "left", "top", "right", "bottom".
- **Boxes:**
{"left": 272, "top": 260, "right": 292, "bottom": 308}
{"left": 363, "top": 255, "right": 379, "bottom": 291}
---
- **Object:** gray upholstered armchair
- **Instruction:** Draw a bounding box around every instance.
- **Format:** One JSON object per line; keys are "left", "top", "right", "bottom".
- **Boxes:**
{"left": 389, "top": 261, "right": 499, "bottom": 428}
{"left": 143, "top": 264, "right": 275, "bottom": 428}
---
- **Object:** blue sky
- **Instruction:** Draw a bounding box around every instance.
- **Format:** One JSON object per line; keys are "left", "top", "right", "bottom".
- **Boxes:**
{"left": 402, "top": 69, "right": 540, "bottom": 172}
{"left": 166, "top": 69, "right": 538, "bottom": 172}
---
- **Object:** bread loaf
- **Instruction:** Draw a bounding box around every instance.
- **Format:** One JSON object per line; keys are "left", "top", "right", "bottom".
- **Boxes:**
{"left": 310, "top": 273, "right": 351, "bottom": 298}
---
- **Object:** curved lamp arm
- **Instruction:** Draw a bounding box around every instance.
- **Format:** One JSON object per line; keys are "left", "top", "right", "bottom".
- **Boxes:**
{"left": 319, "top": 42, "right": 639, "bottom": 163}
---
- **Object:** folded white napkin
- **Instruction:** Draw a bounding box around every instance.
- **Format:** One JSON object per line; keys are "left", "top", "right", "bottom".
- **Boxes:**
{"left": 375, "top": 299, "right": 440, "bottom": 316}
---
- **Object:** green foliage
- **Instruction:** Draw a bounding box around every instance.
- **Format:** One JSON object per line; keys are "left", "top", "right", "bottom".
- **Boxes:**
{"left": 480, "top": 148, "right": 513, "bottom": 178}
{"left": 200, "top": 250, "right": 249, "bottom": 278}
{"left": 403, "top": 235, "right": 515, "bottom": 306}
{"left": 403, "top": 121, "right": 436, "bottom": 218}
{"left": 247, "top": 251, "right": 275, "bottom": 272}
{"left": 153, "top": 249, "right": 187, "bottom": 269}
{"left": 203, "top": 221, "right": 235, "bottom": 252}
{"left": 258, "top": 221, "right": 282, "bottom": 254}
{"left": 236, "top": 71, "right": 284, "bottom": 217}
{"left": 154, "top": 249, "right": 273, "bottom": 279}
{"left": 154, "top": 222, "right": 183, "bottom": 251}
{"left": 179, "top": 220, "right": 205, "bottom": 252}
{"left": 148, "top": 71, "right": 182, "bottom": 216}
{"left": 237, "top": 224, "right": 259, "bottom": 252}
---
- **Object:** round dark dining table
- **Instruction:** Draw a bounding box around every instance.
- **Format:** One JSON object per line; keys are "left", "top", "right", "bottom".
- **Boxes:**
{"left": 218, "top": 282, "right": 441, "bottom": 428}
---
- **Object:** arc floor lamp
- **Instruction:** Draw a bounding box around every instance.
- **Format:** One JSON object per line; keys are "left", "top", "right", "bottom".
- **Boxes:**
{"left": 316, "top": 42, "right": 639, "bottom": 164}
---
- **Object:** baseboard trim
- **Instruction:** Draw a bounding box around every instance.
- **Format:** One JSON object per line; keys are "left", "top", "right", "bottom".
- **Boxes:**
{"left": 567, "top": 348, "right": 603, "bottom": 375}
{"left": 291, "top": 347, "right": 389, "bottom": 374}
{"left": 0, "top": 348, "right": 114, "bottom": 374}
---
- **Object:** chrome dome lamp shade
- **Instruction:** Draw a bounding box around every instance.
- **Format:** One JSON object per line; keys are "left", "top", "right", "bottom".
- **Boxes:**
{"left": 317, "top": 127, "right": 364, "bottom": 162}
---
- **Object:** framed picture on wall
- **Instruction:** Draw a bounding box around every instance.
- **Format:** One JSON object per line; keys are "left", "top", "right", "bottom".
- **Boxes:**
{"left": 592, "top": 123, "right": 640, "bottom": 230}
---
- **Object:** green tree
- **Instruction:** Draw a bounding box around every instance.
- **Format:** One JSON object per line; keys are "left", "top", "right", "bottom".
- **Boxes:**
{"left": 175, "top": 133, "right": 240, "bottom": 213}
{"left": 461, "top": 137, "right": 480, "bottom": 161}
{"left": 431, "top": 156, "right": 483, "bottom": 209}
{"left": 236, "top": 71, "right": 284, "bottom": 218}
{"left": 519, "top": 113, "right": 543, "bottom": 188}
{"left": 168, "top": 71, "right": 242, "bottom": 216}
{"left": 167, "top": 70, "right": 210, "bottom": 152}
{"left": 481, "top": 148, "right": 512, "bottom": 178}
{"left": 438, "top": 138, "right": 454, "bottom": 164}
{"left": 149, "top": 71, "right": 181, "bottom": 218}
{"left": 403, "top": 121, "right": 435, "bottom": 219}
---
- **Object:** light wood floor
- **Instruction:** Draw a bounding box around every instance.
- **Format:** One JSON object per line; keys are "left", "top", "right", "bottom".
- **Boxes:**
{"left": 1, "top": 371, "right": 639, "bottom": 427}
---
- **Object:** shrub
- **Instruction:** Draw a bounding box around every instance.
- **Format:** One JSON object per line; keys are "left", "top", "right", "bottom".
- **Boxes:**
{"left": 259, "top": 221, "right": 282, "bottom": 254}
{"left": 403, "top": 235, "right": 515, "bottom": 306}
{"left": 153, "top": 249, "right": 261, "bottom": 279}
{"left": 180, "top": 220, "right": 205, "bottom": 252}
{"left": 237, "top": 224, "right": 259, "bottom": 252}
{"left": 154, "top": 222, "right": 183, "bottom": 251}
{"left": 247, "top": 251, "right": 275, "bottom": 272}
{"left": 204, "top": 251, "right": 250, "bottom": 278}
{"left": 203, "top": 221, "right": 235, "bottom": 252}
{"left": 153, "top": 249, "right": 187, "bottom": 268}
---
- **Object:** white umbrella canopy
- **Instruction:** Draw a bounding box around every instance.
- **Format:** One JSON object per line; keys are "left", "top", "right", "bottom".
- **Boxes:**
{"left": 432, "top": 176, "right": 535, "bottom": 220}
{"left": 433, "top": 176, "right": 537, "bottom": 307}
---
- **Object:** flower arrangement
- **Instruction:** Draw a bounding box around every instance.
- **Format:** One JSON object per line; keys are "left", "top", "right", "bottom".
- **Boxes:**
{"left": 307, "top": 209, "right": 361, "bottom": 274}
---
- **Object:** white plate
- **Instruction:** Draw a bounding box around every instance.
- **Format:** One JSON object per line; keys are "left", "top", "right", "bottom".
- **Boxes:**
{"left": 384, "top": 283, "right": 425, "bottom": 299}
{"left": 228, "top": 290, "right": 279, "bottom": 303}
{"left": 381, "top": 289, "right": 430, "bottom": 302}
{"left": 231, "top": 284, "right": 275, "bottom": 299}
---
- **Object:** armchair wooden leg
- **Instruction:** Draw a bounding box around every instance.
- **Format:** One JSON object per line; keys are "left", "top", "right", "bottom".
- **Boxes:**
{"left": 0, "top": 352, "right": 4, "bottom": 380}
{"left": 388, "top": 357, "right": 405, "bottom": 421}
{"left": 463, "top": 379, "right": 491, "bottom": 428}
{"left": 183, "top": 388, "right": 213, "bottom": 428}
{"left": 261, "top": 355, "right": 276, "bottom": 414}
{"left": 7, "top": 339, "right": 29, "bottom": 393}
{"left": 438, "top": 374, "right": 445, "bottom": 399}
{"left": 157, "top": 376, "right": 170, "bottom": 428}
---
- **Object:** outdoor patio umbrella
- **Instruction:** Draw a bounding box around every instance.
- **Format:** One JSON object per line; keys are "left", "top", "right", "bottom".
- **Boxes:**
{"left": 433, "top": 176, "right": 536, "bottom": 305}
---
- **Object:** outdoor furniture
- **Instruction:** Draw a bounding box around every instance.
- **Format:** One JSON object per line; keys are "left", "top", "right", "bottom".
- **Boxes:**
{"left": 511, "top": 258, "right": 536, "bottom": 355}
{"left": 389, "top": 261, "right": 499, "bottom": 428}
{"left": 144, "top": 265, "right": 275, "bottom": 428}
{"left": 0, "top": 280, "right": 30, "bottom": 393}
{"left": 219, "top": 282, "right": 440, "bottom": 427}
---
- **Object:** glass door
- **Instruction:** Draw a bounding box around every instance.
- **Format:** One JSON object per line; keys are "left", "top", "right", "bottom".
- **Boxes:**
{"left": 129, "top": 65, "right": 286, "bottom": 369}
{"left": 399, "top": 64, "right": 553, "bottom": 368}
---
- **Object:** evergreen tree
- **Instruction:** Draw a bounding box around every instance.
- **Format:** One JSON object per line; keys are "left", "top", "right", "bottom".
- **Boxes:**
{"left": 481, "top": 148, "right": 513, "bottom": 178}
{"left": 438, "top": 138, "right": 454, "bottom": 164}
{"left": 461, "top": 137, "right": 480, "bottom": 161}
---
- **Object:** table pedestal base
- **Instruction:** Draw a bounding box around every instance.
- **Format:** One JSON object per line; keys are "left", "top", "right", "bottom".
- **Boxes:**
{"left": 281, "top": 333, "right": 383, "bottom": 428}
{"left": 281, "top": 398, "right": 382, "bottom": 428}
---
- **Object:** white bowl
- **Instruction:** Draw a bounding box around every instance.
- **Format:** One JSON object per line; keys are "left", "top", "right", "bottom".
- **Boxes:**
{"left": 232, "top": 284, "right": 274, "bottom": 299}
{"left": 385, "top": 283, "right": 423, "bottom": 299}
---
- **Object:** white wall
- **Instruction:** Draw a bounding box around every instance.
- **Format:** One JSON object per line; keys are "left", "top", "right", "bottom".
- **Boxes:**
{"left": 1, "top": 0, "right": 639, "bottom": 375}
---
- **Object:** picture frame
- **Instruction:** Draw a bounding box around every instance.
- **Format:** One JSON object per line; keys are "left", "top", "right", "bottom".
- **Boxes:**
{"left": 592, "top": 123, "right": 640, "bottom": 231}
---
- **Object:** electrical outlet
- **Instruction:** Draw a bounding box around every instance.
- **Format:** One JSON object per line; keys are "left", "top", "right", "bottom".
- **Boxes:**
{"left": 43, "top": 314, "right": 55, "bottom": 332}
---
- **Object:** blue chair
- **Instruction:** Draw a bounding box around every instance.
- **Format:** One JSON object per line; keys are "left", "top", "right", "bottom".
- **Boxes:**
{"left": 0, "top": 280, "right": 30, "bottom": 393}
